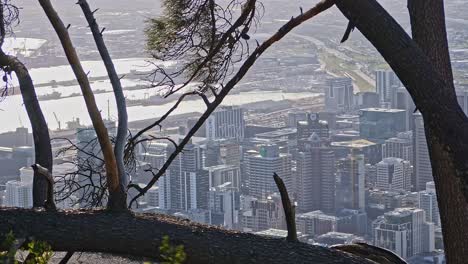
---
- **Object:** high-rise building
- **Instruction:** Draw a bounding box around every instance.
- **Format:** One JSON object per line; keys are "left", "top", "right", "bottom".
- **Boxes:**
{"left": 375, "top": 70, "right": 401, "bottom": 103}
{"left": 359, "top": 108, "right": 406, "bottom": 141}
{"left": 145, "top": 187, "right": 159, "bottom": 208}
{"left": 206, "top": 106, "right": 245, "bottom": 141}
{"left": 296, "top": 210, "right": 337, "bottom": 237}
{"left": 297, "top": 113, "right": 329, "bottom": 141}
{"left": 209, "top": 182, "right": 239, "bottom": 229}
{"left": 395, "top": 87, "right": 416, "bottom": 131}
{"left": 376, "top": 157, "right": 412, "bottom": 192}
{"left": 324, "top": 77, "right": 354, "bottom": 113}
{"left": 382, "top": 131, "right": 414, "bottom": 164}
{"left": 355, "top": 92, "right": 380, "bottom": 110}
{"left": 3, "top": 167, "right": 34, "bottom": 208}
{"left": 158, "top": 142, "right": 208, "bottom": 211}
{"left": 287, "top": 111, "right": 308, "bottom": 128}
{"left": 4, "top": 181, "right": 32, "bottom": 208}
{"left": 414, "top": 113, "right": 433, "bottom": 191}
{"left": 336, "top": 154, "right": 365, "bottom": 211}
{"left": 203, "top": 139, "right": 241, "bottom": 167}
{"left": 247, "top": 144, "right": 292, "bottom": 198}
{"left": 205, "top": 164, "right": 240, "bottom": 190}
{"left": 239, "top": 194, "right": 285, "bottom": 232}
{"left": 75, "top": 120, "right": 117, "bottom": 205}
{"left": 373, "top": 208, "right": 435, "bottom": 259}
{"left": 418, "top": 182, "right": 440, "bottom": 227}
{"left": 296, "top": 133, "right": 335, "bottom": 213}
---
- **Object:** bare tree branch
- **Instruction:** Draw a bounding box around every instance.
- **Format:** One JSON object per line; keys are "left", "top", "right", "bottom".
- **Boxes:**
{"left": 37, "top": 0, "right": 125, "bottom": 210}
{"left": 77, "top": 0, "right": 129, "bottom": 190}
{"left": 128, "top": 0, "right": 335, "bottom": 207}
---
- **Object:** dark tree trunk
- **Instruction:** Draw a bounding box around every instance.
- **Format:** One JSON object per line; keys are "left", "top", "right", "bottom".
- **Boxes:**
{"left": 408, "top": 1, "right": 468, "bottom": 262}
{"left": 0, "top": 52, "right": 52, "bottom": 207}
{"left": 0, "top": 208, "right": 373, "bottom": 264}
{"left": 336, "top": 0, "right": 468, "bottom": 262}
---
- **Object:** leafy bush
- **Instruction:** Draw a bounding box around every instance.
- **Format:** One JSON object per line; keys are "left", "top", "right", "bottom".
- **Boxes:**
{"left": 0, "top": 231, "right": 53, "bottom": 264}
{"left": 159, "top": 235, "right": 186, "bottom": 264}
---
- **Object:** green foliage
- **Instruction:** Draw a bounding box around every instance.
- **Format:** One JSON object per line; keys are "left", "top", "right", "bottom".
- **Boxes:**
{"left": 1, "top": 232, "right": 53, "bottom": 264}
{"left": 0, "top": 231, "right": 17, "bottom": 262}
{"left": 23, "top": 241, "right": 53, "bottom": 264}
{"left": 145, "top": 0, "right": 258, "bottom": 89}
{"left": 159, "top": 235, "right": 186, "bottom": 264}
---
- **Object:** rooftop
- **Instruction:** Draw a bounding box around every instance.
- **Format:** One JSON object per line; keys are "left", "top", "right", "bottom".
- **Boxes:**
{"left": 360, "top": 108, "right": 406, "bottom": 113}
{"left": 331, "top": 139, "right": 377, "bottom": 148}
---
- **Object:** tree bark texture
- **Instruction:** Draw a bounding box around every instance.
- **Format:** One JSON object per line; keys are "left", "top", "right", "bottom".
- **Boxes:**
{"left": 78, "top": 0, "right": 129, "bottom": 191}
{"left": 0, "top": 208, "right": 374, "bottom": 264}
{"left": 407, "top": 1, "right": 468, "bottom": 262}
{"left": 335, "top": 0, "right": 468, "bottom": 262}
{"left": 37, "top": 0, "right": 126, "bottom": 210}
{"left": 0, "top": 52, "right": 52, "bottom": 208}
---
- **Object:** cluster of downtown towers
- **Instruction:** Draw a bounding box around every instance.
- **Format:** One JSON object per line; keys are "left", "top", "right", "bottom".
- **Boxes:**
{"left": 2, "top": 70, "right": 468, "bottom": 261}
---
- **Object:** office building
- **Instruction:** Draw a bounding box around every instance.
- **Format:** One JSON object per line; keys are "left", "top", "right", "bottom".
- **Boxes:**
{"left": 414, "top": 113, "right": 433, "bottom": 191}
{"left": 395, "top": 87, "right": 416, "bottom": 131}
{"left": 418, "top": 182, "right": 440, "bottom": 227}
{"left": 209, "top": 182, "right": 239, "bottom": 229}
{"left": 297, "top": 113, "right": 329, "bottom": 141}
{"left": 296, "top": 133, "right": 335, "bottom": 213}
{"left": 376, "top": 157, "right": 412, "bottom": 192}
{"left": 355, "top": 92, "right": 380, "bottom": 110}
{"left": 336, "top": 209, "right": 368, "bottom": 236}
{"left": 3, "top": 167, "right": 34, "bottom": 208}
{"left": 324, "top": 77, "right": 354, "bottom": 112}
{"left": 336, "top": 154, "right": 365, "bottom": 211}
{"left": 287, "top": 111, "right": 308, "bottom": 127}
{"left": 206, "top": 106, "right": 245, "bottom": 141}
{"left": 247, "top": 144, "right": 292, "bottom": 198}
{"left": 146, "top": 186, "right": 159, "bottom": 207}
{"left": 205, "top": 164, "right": 240, "bottom": 190}
{"left": 158, "top": 142, "right": 209, "bottom": 211}
{"left": 359, "top": 108, "right": 406, "bottom": 141}
{"left": 382, "top": 131, "right": 414, "bottom": 164}
{"left": 203, "top": 139, "right": 241, "bottom": 167}
{"left": 375, "top": 70, "right": 401, "bottom": 103}
{"left": 296, "top": 210, "right": 337, "bottom": 237}
{"left": 331, "top": 139, "right": 381, "bottom": 164}
{"left": 373, "top": 208, "right": 435, "bottom": 259}
{"left": 239, "top": 194, "right": 285, "bottom": 232}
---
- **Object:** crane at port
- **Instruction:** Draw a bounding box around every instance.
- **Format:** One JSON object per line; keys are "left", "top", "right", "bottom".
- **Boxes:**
{"left": 53, "top": 112, "right": 61, "bottom": 130}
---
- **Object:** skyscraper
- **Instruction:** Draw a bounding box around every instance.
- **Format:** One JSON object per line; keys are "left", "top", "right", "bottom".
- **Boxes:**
{"left": 375, "top": 70, "right": 401, "bottom": 103}
{"left": 247, "top": 144, "right": 292, "bottom": 198}
{"left": 376, "top": 157, "right": 412, "bottom": 192}
{"left": 414, "top": 113, "right": 433, "bottom": 191}
{"left": 359, "top": 108, "right": 406, "bottom": 141}
{"left": 382, "top": 131, "right": 414, "bottom": 164}
{"left": 296, "top": 113, "right": 329, "bottom": 141}
{"left": 324, "top": 77, "right": 354, "bottom": 113}
{"left": 158, "top": 142, "right": 209, "bottom": 211}
{"left": 3, "top": 167, "right": 34, "bottom": 208}
{"left": 373, "top": 208, "right": 435, "bottom": 259}
{"left": 418, "top": 182, "right": 440, "bottom": 227}
{"left": 206, "top": 106, "right": 245, "bottom": 141}
{"left": 203, "top": 139, "right": 241, "bottom": 167}
{"left": 239, "top": 194, "right": 285, "bottom": 232}
{"left": 209, "top": 182, "right": 239, "bottom": 229}
{"left": 336, "top": 154, "right": 365, "bottom": 211}
{"left": 395, "top": 87, "right": 416, "bottom": 131}
{"left": 296, "top": 133, "right": 335, "bottom": 213}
